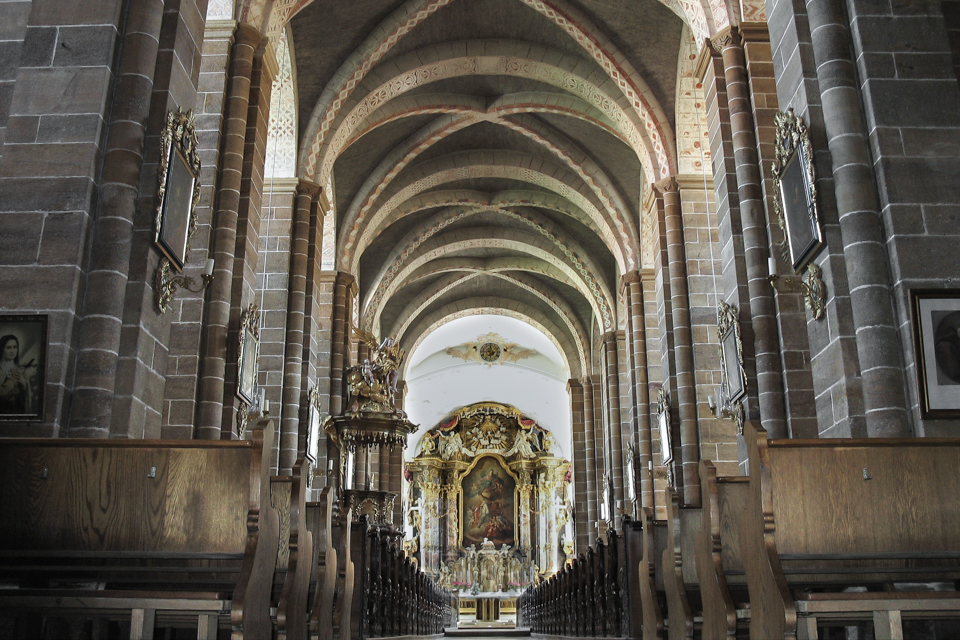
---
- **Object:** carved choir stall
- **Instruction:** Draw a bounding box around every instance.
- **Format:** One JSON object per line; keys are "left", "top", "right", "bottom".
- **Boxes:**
{"left": 404, "top": 402, "right": 573, "bottom": 608}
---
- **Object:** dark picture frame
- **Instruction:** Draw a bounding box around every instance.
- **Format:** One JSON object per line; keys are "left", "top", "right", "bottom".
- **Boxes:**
{"left": 772, "top": 109, "right": 824, "bottom": 272}
{"left": 236, "top": 304, "right": 260, "bottom": 405}
{"left": 910, "top": 289, "right": 960, "bottom": 419}
{"left": 154, "top": 109, "right": 201, "bottom": 272}
{"left": 0, "top": 315, "right": 47, "bottom": 422}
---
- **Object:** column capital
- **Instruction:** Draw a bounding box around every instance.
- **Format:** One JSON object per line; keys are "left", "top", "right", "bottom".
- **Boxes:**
{"left": 567, "top": 378, "right": 583, "bottom": 392}
{"left": 707, "top": 26, "right": 741, "bottom": 54}
{"left": 652, "top": 176, "right": 679, "bottom": 196}
{"left": 234, "top": 22, "right": 262, "bottom": 47}
{"left": 296, "top": 179, "right": 322, "bottom": 201}
{"left": 619, "top": 271, "right": 641, "bottom": 295}
{"left": 335, "top": 271, "right": 356, "bottom": 288}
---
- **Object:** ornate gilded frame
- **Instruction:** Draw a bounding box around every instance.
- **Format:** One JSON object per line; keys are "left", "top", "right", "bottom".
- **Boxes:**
{"left": 772, "top": 109, "right": 824, "bottom": 272}
{"left": 236, "top": 303, "right": 260, "bottom": 406}
{"left": 458, "top": 453, "right": 521, "bottom": 550}
{"left": 717, "top": 301, "right": 747, "bottom": 404}
{"left": 306, "top": 383, "right": 323, "bottom": 466}
{"left": 154, "top": 109, "right": 201, "bottom": 272}
{"left": 657, "top": 387, "right": 672, "bottom": 466}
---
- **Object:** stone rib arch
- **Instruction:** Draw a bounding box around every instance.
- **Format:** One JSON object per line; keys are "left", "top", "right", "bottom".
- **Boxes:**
{"left": 293, "top": 0, "right": 685, "bottom": 182}
{"left": 339, "top": 116, "right": 637, "bottom": 273}
{"left": 362, "top": 205, "right": 614, "bottom": 331}
{"left": 402, "top": 257, "right": 580, "bottom": 292}
{"left": 386, "top": 270, "right": 589, "bottom": 371}
{"left": 374, "top": 229, "right": 610, "bottom": 333}
{"left": 400, "top": 300, "right": 584, "bottom": 380}
{"left": 348, "top": 91, "right": 625, "bottom": 150}
{"left": 315, "top": 43, "right": 660, "bottom": 190}
{"left": 344, "top": 150, "right": 627, "bottom": 275}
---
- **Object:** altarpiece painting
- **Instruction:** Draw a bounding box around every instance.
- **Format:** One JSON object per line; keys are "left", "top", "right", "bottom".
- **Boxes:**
{"left": 405, "top": 402, "right": 571, "bottom": 593}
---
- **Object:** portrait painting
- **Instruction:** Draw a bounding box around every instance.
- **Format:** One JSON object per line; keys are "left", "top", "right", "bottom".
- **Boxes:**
{"left": 237, "top": 325, "right": 259, "bottom": 405}
{"left": 911, "top": 289, "right": 960, "bottom": 418}
{"left": 0, "top": 315, "right": 46, "bottom": 422}
{"left": 156, "top": 145, "right": 197, "bottom": 271}
{"left": 461, "top": 455, "right": 516, "bottom": 549}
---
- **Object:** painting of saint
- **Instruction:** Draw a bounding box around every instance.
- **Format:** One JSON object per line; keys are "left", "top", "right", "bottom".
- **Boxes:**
{"left": 461, "top": 456, "right": 516, "bottom": 548}
{"left": 0, "top": 315, "right": 46, "bottom": 421}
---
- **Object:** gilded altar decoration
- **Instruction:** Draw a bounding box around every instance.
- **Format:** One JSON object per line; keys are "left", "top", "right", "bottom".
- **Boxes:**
{"left": 405, "top": 402, "right": 571, "bottom": 592}
{"left": 445, "top": 332, "right": 538, "bottom": 366}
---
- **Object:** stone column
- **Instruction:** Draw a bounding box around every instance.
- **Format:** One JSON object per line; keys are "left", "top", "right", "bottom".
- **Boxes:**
{"left": 804, "top": 0, "right": 909, "bottom": 436}
{"left": 329, "top": 272, "right": 355, "bottom": 417}
{"left": 68, "top": 0, "right": 164, "bottom": 436}
{"left": 654, "top": 179, "right": 701, "bottom": 505}
{"left": 277, "top": 180, "right": 320, "bottom": 473}
{"left": 590, "top": 373, "right": 606, "bottom": 523}
{"left": 196, "top": 24, "right": 261, "bottom": 439}
{"left": 712, "top": 28, "right": 788, "bottom": 438}
{"left": 602, "top": 332, "right": 625, "bottom": 510}
{"left": 568, "top": 379, "right": 589, "bottom": 551}
{"left": 622, "top": 273, "right": 653, "bottom": 511}
{"left": 581, "top": 376, "right": 598, "bottom": 544}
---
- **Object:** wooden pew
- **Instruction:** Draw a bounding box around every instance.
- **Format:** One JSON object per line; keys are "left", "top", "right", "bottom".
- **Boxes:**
{"left": 519, "top": 516, "right": 645, "bottom": 639}
{"left": 740, "top": 420, "right": 960, "bottom": 639}
{"left": 306, "top": 487, "right": 337, "bottom": 640}
{"left": 639, "top": 507, "right": 666, "bottom": 640}
{"left": 694, "top": 460, "right": 749, "bottom": 639}
{"left": 272, "top": 457, "right": 314, "bottom": 640}
{"left": 662, "top": 487, "right": 702, "bottom": 640}
{"left": 0, "top": 418, "right": 279, "bottom": 639}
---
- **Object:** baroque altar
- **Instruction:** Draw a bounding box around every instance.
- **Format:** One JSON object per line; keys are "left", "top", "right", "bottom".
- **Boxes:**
{"left": 404, "top": 402, "right": 573, "bottom": 592}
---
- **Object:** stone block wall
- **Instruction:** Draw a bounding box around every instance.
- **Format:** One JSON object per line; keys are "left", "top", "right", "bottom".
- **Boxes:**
{"left": 847, "top": 0, "right": 960, "bottom": 434}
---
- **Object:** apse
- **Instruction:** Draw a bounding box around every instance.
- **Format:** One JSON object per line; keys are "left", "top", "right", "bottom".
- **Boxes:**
{"left": 404, "top": 314, "right": 571, "bottom": 461}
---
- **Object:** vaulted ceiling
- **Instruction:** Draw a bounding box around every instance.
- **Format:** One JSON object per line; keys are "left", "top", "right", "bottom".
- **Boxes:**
{"left": 288, "top": 0, "right": 686, "bottom": 377}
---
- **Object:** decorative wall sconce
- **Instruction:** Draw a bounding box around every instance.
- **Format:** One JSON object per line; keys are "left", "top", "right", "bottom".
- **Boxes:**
{"left": 155, "top": 258, "right": 214, "bottom": 313}
{"left": 768, "top": 258, "right": 826, "bottom": 321}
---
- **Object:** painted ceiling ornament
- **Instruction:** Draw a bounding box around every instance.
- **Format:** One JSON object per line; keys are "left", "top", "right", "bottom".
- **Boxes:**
{"left": 445, "top": 332, "right": 538, "bottom": 366}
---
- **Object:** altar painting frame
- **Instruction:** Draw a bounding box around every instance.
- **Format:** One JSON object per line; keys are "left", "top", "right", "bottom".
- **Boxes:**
{"left": 459, "top": 454, "right": 519, "bottom": 550}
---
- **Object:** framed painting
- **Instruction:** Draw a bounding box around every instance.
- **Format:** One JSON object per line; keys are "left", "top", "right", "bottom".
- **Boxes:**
{"left": 236, "top": 304, "right": 260, "bottom": 405}
{"left": 460, "top": 455, "right": 517, "bottom": 549}
{"left": 0, "top": 315, "right": 46, "bottom": 422}
{"left": 154, "top": 109, "right": 201, "bottom": 272}
{"left": 911, "top": 289, "right": 960, "bottom": 419}
{"left": 772, "top": 109, "right": 824, "bottom": 272}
